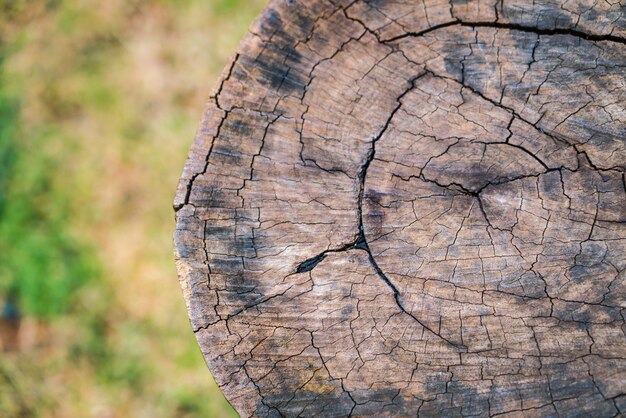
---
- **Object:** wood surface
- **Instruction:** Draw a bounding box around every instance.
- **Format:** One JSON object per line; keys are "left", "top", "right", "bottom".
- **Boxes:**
{"left": 173, "top": 1, "right": 626, "bottom": 416}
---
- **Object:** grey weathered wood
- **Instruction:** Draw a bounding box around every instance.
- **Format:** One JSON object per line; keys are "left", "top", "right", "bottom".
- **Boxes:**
{"left": 174, "top": 1, "right": 626, "bottom": 416}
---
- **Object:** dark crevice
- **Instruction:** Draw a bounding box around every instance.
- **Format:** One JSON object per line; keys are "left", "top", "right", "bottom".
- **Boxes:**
{"left": 384, "top": 19, "right": 626, "bottom": 45}
{"left": 296, "top": 71, "right": 464, "bottom": 350}
{"left": 215, "top": 53, "right": 239, "bottom": 109}
{"left": 460, "top": 21, "right": 626, "bottom": 45}
{"left": 175, "top": 55, "right": 242, "bottom": 212}
{"left": 421, "top": 68, "right": 583, "bottom": 169}
{"left": 295, "top": 240, "right": 359, "bottom": 273}
{"left": 476, "top": 141, "right": 550, "bottom": 171}
{"left": 383, "top": 19, "right": 462, "bottom": 43}
{"left": 175, "top": 108, "right": 229, "bottom": 212}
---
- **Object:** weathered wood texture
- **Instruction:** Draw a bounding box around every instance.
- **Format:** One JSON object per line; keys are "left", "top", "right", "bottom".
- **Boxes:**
{"left": 174, "top": 1, "right": 626, "bottom": 416}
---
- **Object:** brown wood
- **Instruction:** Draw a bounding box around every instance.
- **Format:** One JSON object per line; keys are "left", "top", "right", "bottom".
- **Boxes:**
{"left": 173, "top": 1, "right": 626, "bottom": 416}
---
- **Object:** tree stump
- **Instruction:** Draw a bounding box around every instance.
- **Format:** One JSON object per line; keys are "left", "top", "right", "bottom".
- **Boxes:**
{"left": 173, "top": 1, "right": 626, "bottom": 416}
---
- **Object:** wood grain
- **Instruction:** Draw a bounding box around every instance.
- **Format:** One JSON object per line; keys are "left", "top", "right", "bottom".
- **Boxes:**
{"left": 174, "top": 1, "right": 626, "bottom": 416}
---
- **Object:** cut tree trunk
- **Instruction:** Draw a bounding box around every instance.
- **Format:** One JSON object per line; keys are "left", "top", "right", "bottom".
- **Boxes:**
{"left": 173, "top": 1, "right": 626, "bottom": 416}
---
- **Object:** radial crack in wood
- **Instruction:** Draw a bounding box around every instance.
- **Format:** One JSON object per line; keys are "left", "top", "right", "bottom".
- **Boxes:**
{"left": 173, "top": 1, "right": 626, "bottom": 416}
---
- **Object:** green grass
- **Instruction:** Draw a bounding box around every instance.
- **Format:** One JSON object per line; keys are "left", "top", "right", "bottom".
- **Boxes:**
{"left": 0, "top": 1, "right": 265, "bottom": 416}
{"left": 0, "top": 50, "right": 97, "bottom": 319}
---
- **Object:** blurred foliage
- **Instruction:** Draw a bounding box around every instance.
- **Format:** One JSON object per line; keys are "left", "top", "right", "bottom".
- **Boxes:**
{"left": 0, "top": 0, "right": 265, "bottom": 416}
{"left": 0, "top": 65, "right": 98, "bottom": 318}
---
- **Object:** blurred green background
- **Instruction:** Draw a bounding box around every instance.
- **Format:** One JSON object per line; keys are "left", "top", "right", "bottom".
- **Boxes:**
{"left": 0, "top": 0, "right": 265, "bottom": 416}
